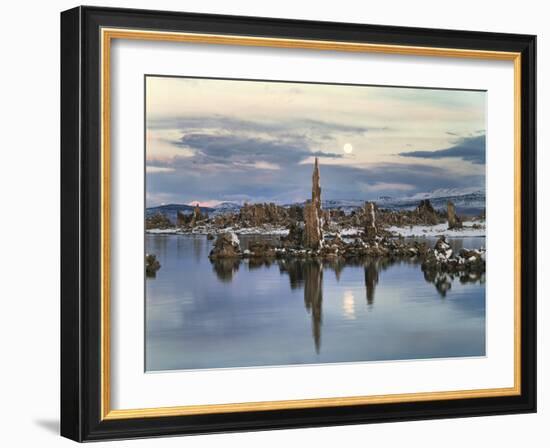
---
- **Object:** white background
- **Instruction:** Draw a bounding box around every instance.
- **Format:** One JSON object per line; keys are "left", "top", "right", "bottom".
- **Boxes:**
{"left": 112, "top": 40, "right": 515, "bottom": 409}
{"left": 0, "top": 0, "right": 547, "bottom": 447}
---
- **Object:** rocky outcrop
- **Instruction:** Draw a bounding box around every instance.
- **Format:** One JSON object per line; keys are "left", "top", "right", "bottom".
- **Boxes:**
{"left": 329, "top": 209, "right": 346, "bottom": 220}
{"left": 176, "top": 210, "right": 189, "bottom": 227}
{"left": 447, "top": 200, "right": 462, "bottom": 229}
{"left": 435, "top": 236, "right": 454, "bottom": 259}
{"left": 321, "top": 209, "right": 331, "bottom": 231}
{"left": 245, "top": 241, "right": 277, "bottom": 258}
{"left": 208, "top": 232, "right": 241, "bottom": 259}
{"left": 211, "top": 212, "right": 238, "bottom": 228}
{"left": 190, "top": 203, "right": 206, "bottom": 227}
{"left": 282, "top": 221, "right": 304, "bottom": 248}
{"left": 318, "top": 232, "right": 346, "bottom": 258}
{"left": 176, "top": 204, "right": 208, "bottom": 228}
{"left": 145, "top": 253, "right": 161, "bottom": 277}
{"left": 287, "top": 204, "right": 304, "bottom": 221}
{"left": 145, "top": 212, "right": 173, "bottom": 230}
{"left": 207, "top": 229, "right": 485, "bottom": 286}
{"left": 362, "top": 200, "right": 445, "bottom": 228}
{"left": 421, "top": 236, "right": 485, "bottom": 275}
{"left": 416, "top": 199, "right": 439, "bottom": 225}
{"left": 239, "top": 202, "right": 288, "bottom": 226}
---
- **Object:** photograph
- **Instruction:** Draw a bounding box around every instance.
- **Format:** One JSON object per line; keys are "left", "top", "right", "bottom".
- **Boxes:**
{"left": 56, "top": 4, "right": 538, "bottom": 442}
{"left": 144, "top": 76, "right": 487, "bottom": 371}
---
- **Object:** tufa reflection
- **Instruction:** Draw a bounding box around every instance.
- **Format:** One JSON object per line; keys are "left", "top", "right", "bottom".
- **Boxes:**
{"left": 210, "top": 256, "right": 485, "bottom": 352}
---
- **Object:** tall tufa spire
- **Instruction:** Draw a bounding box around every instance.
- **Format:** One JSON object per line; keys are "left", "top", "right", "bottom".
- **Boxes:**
{"left": 312, "top": 157, "right": 321, "bottom": 214}
{"left": 303, "top": 157, "right": 323, "bottom": 249}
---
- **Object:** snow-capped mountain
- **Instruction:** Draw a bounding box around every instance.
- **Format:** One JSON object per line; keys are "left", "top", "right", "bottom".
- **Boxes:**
{"left": 378, "top": 188, "right": 485, "bottom": 215}
{"left": 296, "top": 188, "right": 484, "bottom": 215}
{"left": 400, "top": 187, "right": 483, "bottom": 201}
{"left": 146, "top": 204, "right": 214, "bottom": 223}
{"left": 210, "top": 202, "right": 242, "bottom": 216}
{"left": 289, "top": 189, "right": 484, "bottom": 215}
{"left": 320, "top": 199, "right": 365, "bottom": 214}
{"left": 280, "top": 199, "right": 365, "bottom": 214}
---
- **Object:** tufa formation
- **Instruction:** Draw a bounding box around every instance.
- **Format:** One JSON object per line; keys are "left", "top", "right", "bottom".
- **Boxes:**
{"left": 303, "top": 157, "right": 324, "bottom": 249}
{"left": 447, "top": 200, "right": 462, "bottom": 230}
{"left": 364, "top": 202, "right": 377, "bottom": 239}
{"left": 145, "top": 253, "right": 161, "bottom": 277}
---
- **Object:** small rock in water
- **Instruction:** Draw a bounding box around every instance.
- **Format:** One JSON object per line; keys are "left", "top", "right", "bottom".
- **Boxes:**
{"left": 247, "top": 240, "right": 276, "bottom": 258}
{"left": 434, "top": 236, "right": 453, "bottom": 259}
{"left": 209, "top": 232, "right": 242, "bottom": 259}
{"left": 145, "top": 253, "right": 161, "bottom": 277}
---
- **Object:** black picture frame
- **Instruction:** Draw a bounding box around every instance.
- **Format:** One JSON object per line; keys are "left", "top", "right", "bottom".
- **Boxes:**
{"left": 61, "top": 5, "right": 536, "bottom": 442}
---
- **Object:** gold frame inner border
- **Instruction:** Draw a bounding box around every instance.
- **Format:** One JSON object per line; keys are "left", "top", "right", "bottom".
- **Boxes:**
{"left": 100, "top": 27, "right": 522, "bottom": 421}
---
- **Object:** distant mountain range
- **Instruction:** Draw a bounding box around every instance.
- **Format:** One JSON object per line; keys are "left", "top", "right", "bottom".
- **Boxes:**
{"left": 292, "top": 188, "right": 485, "bottom": 215}
{"left": 146, "top": 188, "right": 485, "bottom": 223}
{"left": 146, "top": 204, "right": 214, "bottom": 223}
{"left": 209, "top": 201, "right": 242, "bottom": 215}
{"left": 377, "top": 188, "right": 485, "bottom": 215}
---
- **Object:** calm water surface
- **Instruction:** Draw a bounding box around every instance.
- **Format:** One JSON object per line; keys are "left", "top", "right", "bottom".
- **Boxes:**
{"left": 145, "top": 234, "right": 485, "bottom": 371}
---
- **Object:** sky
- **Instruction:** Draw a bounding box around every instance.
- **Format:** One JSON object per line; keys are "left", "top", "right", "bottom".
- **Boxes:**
{"left": 145, "top": 76, "right": 486, "bottom": 208}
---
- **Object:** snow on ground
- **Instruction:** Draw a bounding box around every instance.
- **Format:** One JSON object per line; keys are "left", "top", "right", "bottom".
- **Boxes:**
{"left": 227, "top": 226, "right": 289, "bottom": 236}
{"left": 387, "top": 221, "right": 485, "bottom": 238}
{"left": 147, "top": 222, "right": 486, "bottom": 239}
{"left": 146, "top": 225, "right": 290, "bottom": 236}
{"left": 146, "top": 228, "right": 180, "bottom": 234}
{"left": 339, "top": 228, "right": 362, "bottom": 237}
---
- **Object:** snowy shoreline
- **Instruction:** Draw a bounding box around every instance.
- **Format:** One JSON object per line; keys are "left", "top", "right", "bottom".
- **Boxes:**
{"left": 387, "top": 221, "right": 485, "bottom": 238}
{"left": 146, "top": 221, "right": 486, "bottom": 239}
{"left": 146, "top": 225, "right": 290, "bottom": 236}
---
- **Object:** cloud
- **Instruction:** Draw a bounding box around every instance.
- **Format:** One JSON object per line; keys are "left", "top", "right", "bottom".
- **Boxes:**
{"left": 148, "top": 115, "right": 279, "bottom": 133}
{"left": 148, "top": 114, "right": 379, "bottom": 135}
{"left": 174, "top": 133, "right": 342, "bottom": 167}
{"left": 146, "top": 165, "right": 175, "bottom": 173}
{"left": 147, "top": 115, "right": 377, "bottom": 169}
{"left": 360, "top": 182, "right": 416, "bottom": 193}
{"left": 310, "top": 151, "right": 343, "bottom": 159}
{"left": 398, "top": 135, "right": 485, "bottom": 165}
{"left": 250, "top": 161, "right": 281, "bottom": 170}
{"left": 297, "top": 119, "right": 371, "bottom": 134}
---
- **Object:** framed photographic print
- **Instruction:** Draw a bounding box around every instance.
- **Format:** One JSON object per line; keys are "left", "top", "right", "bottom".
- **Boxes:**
{"left": 60, "top": 6, "right": 536, "bottom": 442}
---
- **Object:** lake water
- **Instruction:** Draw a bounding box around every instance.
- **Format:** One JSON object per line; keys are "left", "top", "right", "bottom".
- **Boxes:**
{"left": 145, "top": 234, "right": 486, "bottom": 371}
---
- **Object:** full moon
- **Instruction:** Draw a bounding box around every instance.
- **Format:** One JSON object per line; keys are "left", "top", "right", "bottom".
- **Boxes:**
{"left": 343, "top": 143, "right": 353, "bottom": 154}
